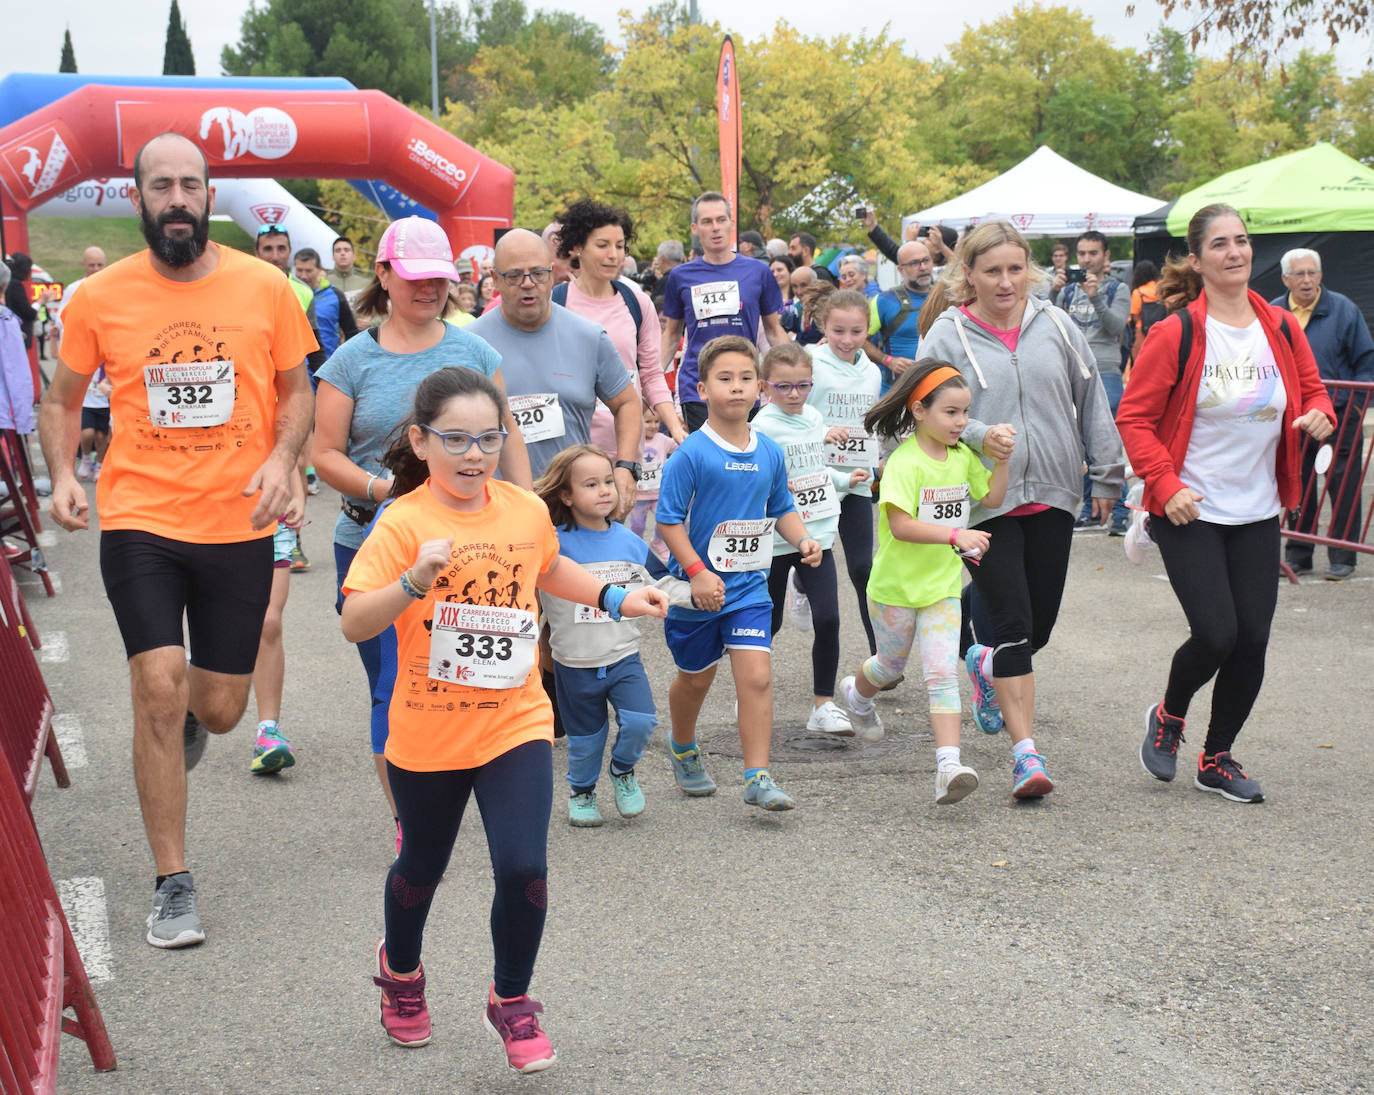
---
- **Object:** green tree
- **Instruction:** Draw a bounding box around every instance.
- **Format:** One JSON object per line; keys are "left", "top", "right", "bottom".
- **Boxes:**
{"left": 59, "top": 28, "right": 77, "bottom": 73}
{"left": 1269, "top": 49, "right": 1341, "bottom": 143}
{"left": 932, "top": 7, "right": 1172, "bottom": 195}
{"left": 163, "top": 0, "right": 197, "bottom": 76}
{"left": 221, "top": 0, "right": 440, "bottom": 102}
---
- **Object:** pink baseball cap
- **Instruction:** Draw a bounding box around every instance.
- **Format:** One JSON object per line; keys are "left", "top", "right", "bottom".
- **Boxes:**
{"left": 376, "top": 217, "right": 459, "bottom": 281}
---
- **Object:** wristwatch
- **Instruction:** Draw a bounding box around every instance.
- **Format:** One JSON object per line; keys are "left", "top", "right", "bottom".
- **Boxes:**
{"left": 614, "top": 460, "right": 643, "bottom": 481}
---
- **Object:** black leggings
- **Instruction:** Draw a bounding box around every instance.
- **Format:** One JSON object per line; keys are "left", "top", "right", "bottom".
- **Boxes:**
{"left": 384, "top": 740, "right": 552, "bottom": 997}
{"left": 767, "top": 550, "right": 841, "bottom": 698}
{"left": 837, "top": 493, "right": 877, "bottom": 654}
{"left": 962, "top": 508, "right": 1075, "bottom": 679}
{"left": 1150, "top": 515, "right": 1279, "bottom": 755}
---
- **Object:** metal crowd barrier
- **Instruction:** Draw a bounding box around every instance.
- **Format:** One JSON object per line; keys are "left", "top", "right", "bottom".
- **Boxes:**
{"left": 1282, "top": 380, "right": 1374, "bottom": 583}
{"left": 0, "top": 553, "right": 115, "bottom": 1087}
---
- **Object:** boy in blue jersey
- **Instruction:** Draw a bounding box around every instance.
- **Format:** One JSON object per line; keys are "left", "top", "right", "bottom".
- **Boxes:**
{"left": 655, "top": 336, "right": 822, "bottom": 811}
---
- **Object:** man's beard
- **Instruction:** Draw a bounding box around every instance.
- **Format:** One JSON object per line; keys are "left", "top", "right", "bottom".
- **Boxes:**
{"left": 908, "top": 276, "right": 933, "bottom": 292}
{"left": 141, "top": 204, "right": 210, "bottom": 268}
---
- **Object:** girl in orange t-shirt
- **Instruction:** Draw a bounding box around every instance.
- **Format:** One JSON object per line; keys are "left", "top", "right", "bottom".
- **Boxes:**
{"left": 341, "top": 367, "right": 666, "bottom": 1072}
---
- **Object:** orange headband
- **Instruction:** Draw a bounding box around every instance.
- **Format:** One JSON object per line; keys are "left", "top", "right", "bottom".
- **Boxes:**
{"left": 908, "top": 366, "right": 963, "bottom": 412}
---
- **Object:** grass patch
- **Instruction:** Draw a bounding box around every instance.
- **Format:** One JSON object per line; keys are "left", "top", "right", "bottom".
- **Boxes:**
{"left": 22, "top": 217, "right": 256, "bottom": 282}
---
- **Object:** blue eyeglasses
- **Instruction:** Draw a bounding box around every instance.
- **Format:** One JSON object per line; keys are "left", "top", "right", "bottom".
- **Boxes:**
{"left": 766, "top": 380, "right": 815, "bottom": 396}
{"left": 419, "top": 425, "right": 508, "bottom": 455}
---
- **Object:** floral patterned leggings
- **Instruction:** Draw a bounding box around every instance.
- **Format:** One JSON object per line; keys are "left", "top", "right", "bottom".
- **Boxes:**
{"left": 861, "top": 597, "right": 962, "bottom": 714}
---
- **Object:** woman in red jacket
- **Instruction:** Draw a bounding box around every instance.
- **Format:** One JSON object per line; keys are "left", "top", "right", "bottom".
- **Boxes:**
{"left": 1116, "top": 204, "right": 1334, "bottom": 803}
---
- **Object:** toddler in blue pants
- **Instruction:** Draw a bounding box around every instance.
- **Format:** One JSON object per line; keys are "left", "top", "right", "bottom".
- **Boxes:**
{"left": 536, "top": 445, "right": 662, "bottom": 826}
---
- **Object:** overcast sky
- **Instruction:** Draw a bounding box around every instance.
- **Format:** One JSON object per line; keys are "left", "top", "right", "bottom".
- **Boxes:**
{"left": 4, "top": 0, "right": 1368, "bottom": 81}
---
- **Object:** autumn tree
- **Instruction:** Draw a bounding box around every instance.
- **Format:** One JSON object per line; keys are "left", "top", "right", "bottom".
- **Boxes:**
{"left": 1135, "top": 0, "right": 1370, "bottom": 67}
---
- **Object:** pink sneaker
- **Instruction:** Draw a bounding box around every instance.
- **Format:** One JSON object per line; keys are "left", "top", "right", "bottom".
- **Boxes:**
{"left": 484, "top": 984, "right": 556, "bottom": 1073}
{"left": 373, "top": 940, "right": 431, "bottom": 1047}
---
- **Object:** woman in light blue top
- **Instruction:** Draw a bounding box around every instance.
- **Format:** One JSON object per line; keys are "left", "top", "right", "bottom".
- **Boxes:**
{"left": 312, "top": 217, "right": 530, "bottom": 827}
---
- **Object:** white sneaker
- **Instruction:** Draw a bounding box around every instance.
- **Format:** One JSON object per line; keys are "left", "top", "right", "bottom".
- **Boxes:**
{"left": 935, "top": 763, "right": 979, "bottom": 805}
{"left": 786, "top": 568, "right": 812, "bottom": 632}
{"left": 840, "top": 676, "right": 884, "bottom": 742}
{"left": 806, "top": 700, "right": 853, "bottom": 736}
{"left": 1123, "top": 510, "right": 1154, "bottom": 566}
{"left": 76, "top": 452, "right": 94, "bottom": 481}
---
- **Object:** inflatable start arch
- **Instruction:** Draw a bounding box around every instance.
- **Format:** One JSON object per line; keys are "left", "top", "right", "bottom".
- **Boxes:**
{"left": 0, "top": 84, "right": 514, "bottom": 260}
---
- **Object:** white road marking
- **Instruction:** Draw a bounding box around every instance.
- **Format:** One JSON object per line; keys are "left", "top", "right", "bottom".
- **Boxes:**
{"left": 51, "top": 712, "right": 88, "bottom": 769}
{"left": 56, "top": 877, "right": 113, "bottom": 983}
{"left": 38, "top": 630, "right": 68, "bottom": 663}
{"left": 37, "top": 530, "right": 57, "bottom": 547}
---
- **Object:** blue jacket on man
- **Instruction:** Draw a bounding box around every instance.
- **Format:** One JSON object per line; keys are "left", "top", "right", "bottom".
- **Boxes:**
{"left": 1269, "top": 287, "right": 1374, "bottom": 407}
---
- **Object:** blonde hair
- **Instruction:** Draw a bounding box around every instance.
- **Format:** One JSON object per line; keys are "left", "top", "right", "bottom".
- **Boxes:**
{"left": 760, "top": 341, "right": 812, "bottom": 379}
{"left": 942, "top": 221, "right": 1048, "bottom": 305}
{"left": 533, "top": 444, "right": 614, "bottom": 530}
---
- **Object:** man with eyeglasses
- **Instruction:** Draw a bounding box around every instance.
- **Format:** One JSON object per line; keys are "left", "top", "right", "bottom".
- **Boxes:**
{"left": 1273, "top": 248, "right": 1374, "bottom": 580}
{"left": 660, "top": 191, "right": 788, "bottom": 433}
{"left": 38, "top": 133, "right": 317, "bottom": 950}
{"left": 863, "top": 240, "right": 934, "bottom": 394}
{"left": 468, "top": 229, "right": 643, "bottom": 514}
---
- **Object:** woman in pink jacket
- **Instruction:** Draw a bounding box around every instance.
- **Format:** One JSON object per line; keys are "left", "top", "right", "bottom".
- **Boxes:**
{"left": 1116, "top": 203, "right": 1334, "bottom": 804}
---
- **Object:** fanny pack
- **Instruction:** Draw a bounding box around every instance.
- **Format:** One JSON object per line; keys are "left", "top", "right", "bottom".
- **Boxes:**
{"left": 341, "top": 498, "right": 378, "bottom": 527}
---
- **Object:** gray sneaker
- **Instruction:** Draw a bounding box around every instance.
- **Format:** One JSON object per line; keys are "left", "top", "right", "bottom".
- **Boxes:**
{"left": 669, "top": 743, "right": 716, "bottom": 797}
{"left": 840, "top": 676, "right": 884, "bottom": 742}
{"left": 146, "top": 873, "right": 205, "bottom": 948}
{"left": 184, "top": 712, "right": 208, "bottom": 771}
{"left": 1140, "top": 704, "right": 1186, "bottom": 782}
{"left": 743, "top": 772, "right": 795, "bottom": 811}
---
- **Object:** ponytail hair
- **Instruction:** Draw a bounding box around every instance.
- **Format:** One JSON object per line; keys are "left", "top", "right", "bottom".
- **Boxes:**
{"left": 1157, "top": 203, "right": 1245, "bottom": 313}
{"left": 380, "top": 367, "right": 507, "bottom": 498}
{"left": 864, "top": 358, "right": 968, "bottom": 442}
{"left": 916, "top": 278, "right": 954, "bottom": 337}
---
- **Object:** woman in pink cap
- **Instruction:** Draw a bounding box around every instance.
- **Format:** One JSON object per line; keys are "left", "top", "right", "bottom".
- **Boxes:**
{"left": 312, "top": 216, "right": 532, "bottom": 836}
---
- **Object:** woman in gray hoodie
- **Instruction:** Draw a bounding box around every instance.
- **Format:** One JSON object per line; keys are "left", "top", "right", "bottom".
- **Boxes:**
{"left": 916, "top": 221, "right": 1123, "bottom": 799}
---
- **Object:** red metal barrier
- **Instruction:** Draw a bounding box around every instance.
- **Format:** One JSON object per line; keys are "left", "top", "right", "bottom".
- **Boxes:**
{"left": 0, "top": 552, "right": 66, "bottom": 802}
{"left": 0, "top": 553, "right": 115, "bottom": 1086}
{"left": 0, "top": 430, "right": 55, "bottom": 598}
{"left": 1283, "top": 380, "right": 1374, "bottom": 583}
{"left": 0, "top": 738, "right": 117, "bottom": 1091}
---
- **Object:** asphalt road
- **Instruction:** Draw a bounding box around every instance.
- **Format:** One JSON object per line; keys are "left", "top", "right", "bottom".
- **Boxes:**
{"left": 24, "top": 480, "right": 1374, "bottom": 1095}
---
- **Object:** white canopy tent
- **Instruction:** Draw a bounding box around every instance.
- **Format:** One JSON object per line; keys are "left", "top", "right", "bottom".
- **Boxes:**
{"left": 906, "top": 146, "right": 1162, "bottom": 238}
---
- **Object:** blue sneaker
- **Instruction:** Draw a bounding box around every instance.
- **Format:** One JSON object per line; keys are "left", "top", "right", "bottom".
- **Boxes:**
{"left": 965, "top": 646, "right": 1004, "bottom": 734}
{"left": 608, "top": 767, "right": 645, "bottom": 818}
{"left": 743, "top": 771, "right": 795, "bottom": 811}
{"left": 568, "top": 791, "right": 603, "bottom": 827}
{"left": 669, "top": 743, "right": 716, "bottom": 797}
{"left": 1011, "top": 752, "right": 1054, "bottom": 799}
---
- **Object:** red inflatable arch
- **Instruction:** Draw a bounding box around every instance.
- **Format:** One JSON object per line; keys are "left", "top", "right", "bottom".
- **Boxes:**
{"left": 0, "top": 84, "right": 514, "bottom": 260}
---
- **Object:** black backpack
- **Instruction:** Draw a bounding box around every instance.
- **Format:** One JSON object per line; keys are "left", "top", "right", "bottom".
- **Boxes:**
{"left": 1173, "top": 308, "right": 1294, "bottom": 384}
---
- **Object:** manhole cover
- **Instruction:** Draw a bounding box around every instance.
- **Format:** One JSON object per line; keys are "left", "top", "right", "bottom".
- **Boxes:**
{"left": 698, "top": 725, "right": 924, "bottom": 764}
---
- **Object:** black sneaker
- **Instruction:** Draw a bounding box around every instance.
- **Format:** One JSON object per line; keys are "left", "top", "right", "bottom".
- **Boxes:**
{"left": 1195, "top": 751, "right": 1264, "bottom": 803}
{"left": 184, "top": 712, "right": 208, "bottom": 771}
{"left": 1140, "top": 703, "right": 1185, "bottom": 781}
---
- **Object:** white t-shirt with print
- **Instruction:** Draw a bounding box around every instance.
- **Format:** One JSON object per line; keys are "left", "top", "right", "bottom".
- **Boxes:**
{"left": 1179, "top": 316, "right": 1286, "bottom": 525}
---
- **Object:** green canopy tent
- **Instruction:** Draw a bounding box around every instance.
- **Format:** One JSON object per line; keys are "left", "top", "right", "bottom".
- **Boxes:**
{"left": 1135, "top": 144, "right": 1374, "bottom": 327}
